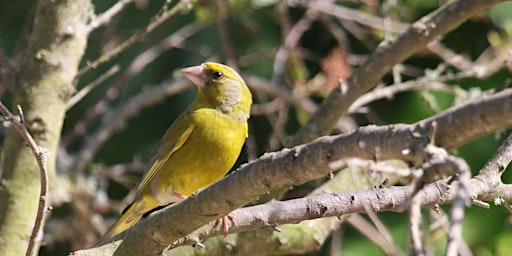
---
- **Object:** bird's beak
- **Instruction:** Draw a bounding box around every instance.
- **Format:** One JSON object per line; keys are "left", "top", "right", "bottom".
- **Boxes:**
{"left": 181, "top": 64, "right": 206, "bottom": 88}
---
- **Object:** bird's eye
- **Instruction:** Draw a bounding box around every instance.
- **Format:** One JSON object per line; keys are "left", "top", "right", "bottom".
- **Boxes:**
{"left": 213, "top": 71, "right": 223, "bottom": 80}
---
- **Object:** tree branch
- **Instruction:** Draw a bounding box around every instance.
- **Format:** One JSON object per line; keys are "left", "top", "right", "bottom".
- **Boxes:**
{"left": 63, "top": 21, "right": 203, "bottom": 148}
{"left": 290, "top": 0, "right": 506, "bottom": 145}
{"left": 0, "top": 103, "right": 50, "bottom": 256}
{"left": 74, "top": 88, "right": 512, "bottom": 255}
{"left": 86, "top": 0, "right": 134, "bottom": 33}
{"left": 165, "top": 133, "right": 512, "bottom": 255}
{"left": 75, "top": 0, "right": 188, "bottom": 79}
{"left": 66, "top": 65, "right": 120, "bottom": 110}
{"left": 0, "top": 0, "right": 91, "bottom": 255}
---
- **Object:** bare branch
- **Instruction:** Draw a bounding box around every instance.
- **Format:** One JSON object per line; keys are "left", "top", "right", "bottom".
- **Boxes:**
{"left": 74, "top": 88, "right": 512, "bottom": 255}
{"left": 244, "top": 74, "right": 317, "bottom": 114}
{"left": 413, "top": 152, "right": 473, "bottom": 256}
{"left": 63, "top": 21, "right": 203, "bottom": 147}
{"left": 167, "top": 150, "right": 497, "bottom": 254}
{"left": 67, "top": 65, "right": 120, "bottom": 110}
{"left": 214, "top": 0, "right": 237, "bottom": 68}
{"left": 445, "top": 157, "right": 471, "bottom": 256}
{"left": 347, "top": 215, "right": 406, "bottom": 256}
{"left": 479, "top": 184, "right": 512, "bottom": 202}
{"left": 290, "top": 0, "right": 506, "bottom": 145}
{"left": 478, "top": 133, "right": 512, "bottom": 178}
{"left": 75, "top": 0, "right": 188, "bottom": 79}
{"left": 349, "top": 73, "right": 456, "bottom": 113}
{"left": 362, "top": 199, "right": 396, "bottom": 251}
{"left": 331, "top": 158, "right": 412, "bottom": 177}
{"left": 272, "top": 8, "right": 317, "bottom": 87}
{"left": 0, "top": 102, "right": 49, "bottom": 256}
{"left": 302, "top": 0, "right": 408, "bottom": 33}
{"left": 409, "top": 189, "right": 425, "bottom": 256}
{"left": 86, "top": 0, "right": 135, "bottom": 33}
{"left": 469, "top": 133, "right": 512, "bottom": 202}
{"left": 427, "top": 41, "right": 475, "bottom": 72}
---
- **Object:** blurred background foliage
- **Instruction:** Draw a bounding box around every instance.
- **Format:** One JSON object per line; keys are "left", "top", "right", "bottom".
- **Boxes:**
{"left": 1, "top": 0, "right": 511, "bottom": 255}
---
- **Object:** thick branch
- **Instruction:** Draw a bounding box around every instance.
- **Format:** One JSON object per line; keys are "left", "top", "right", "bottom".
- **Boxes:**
{"left": 167, "top": 133, "right": 512, "bottom": 254}
{"left": 74, "top": 88, "right": 512, "bottom": 255}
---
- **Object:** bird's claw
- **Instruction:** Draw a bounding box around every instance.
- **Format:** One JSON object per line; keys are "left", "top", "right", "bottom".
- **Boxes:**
{"left": 217, "top": 213, "right": 235, "bottom": 235}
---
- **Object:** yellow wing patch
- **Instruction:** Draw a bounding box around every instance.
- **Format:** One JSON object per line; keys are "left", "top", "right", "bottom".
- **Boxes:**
{"left": 136, "top": 124, "right": 194, "bottom": 193}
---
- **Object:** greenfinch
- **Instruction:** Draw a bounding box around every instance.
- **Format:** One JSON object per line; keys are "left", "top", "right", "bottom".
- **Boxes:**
{"left": 98, "top": 62, "right": 252, "bottom": 243}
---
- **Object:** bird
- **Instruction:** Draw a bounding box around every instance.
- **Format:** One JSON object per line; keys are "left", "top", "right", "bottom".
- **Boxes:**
{"left": 97, "top": 62, "right": 252, "bottom": 243}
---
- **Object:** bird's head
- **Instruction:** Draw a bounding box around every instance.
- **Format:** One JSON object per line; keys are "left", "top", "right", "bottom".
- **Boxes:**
{"left": 182, "top": 62, "right": 252, "bottom": 120}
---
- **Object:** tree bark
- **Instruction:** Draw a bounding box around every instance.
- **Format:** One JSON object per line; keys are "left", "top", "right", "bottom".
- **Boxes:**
{"left": 0, "top": 0, "right": 90, "bottom": 255}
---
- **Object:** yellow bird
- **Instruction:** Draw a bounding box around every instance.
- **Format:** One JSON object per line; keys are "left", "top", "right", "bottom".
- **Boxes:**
{"left": 98, "top": 62, "right": 252, "bottom": 243}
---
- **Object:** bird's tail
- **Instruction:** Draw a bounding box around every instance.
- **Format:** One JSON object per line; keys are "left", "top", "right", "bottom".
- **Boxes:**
{"left": 96, "top": 201, "right": 144, "bottom": 244}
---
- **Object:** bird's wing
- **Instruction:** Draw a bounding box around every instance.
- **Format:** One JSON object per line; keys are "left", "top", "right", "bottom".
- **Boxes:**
{"left": 135, "top": 121, "right": 194, "bottom": 193}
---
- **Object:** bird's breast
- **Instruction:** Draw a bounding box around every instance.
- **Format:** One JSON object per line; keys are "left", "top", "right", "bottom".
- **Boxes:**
{"left": 155, "top": 108, "right": 248, "bottom": 198}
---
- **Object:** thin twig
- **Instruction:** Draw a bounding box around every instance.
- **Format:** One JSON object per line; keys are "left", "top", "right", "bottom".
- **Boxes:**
{"left": 272, "top": 8, "right": 318, "bottom": 86}
{"left": 503, "top": 201, "right": 512, "bottom": 214}
{"left": 86, "top": 0, "right": 135, "bottom": 33}
{"left": 470, "top": 198, "right": 490, "bottom": 209}
{"left": 250, "top": 98, "right": 286, "bottom": 115}
{"left": 444, "top": 157, "right": 471, "bottom": 256}
{"left": 409, "top": 190, "right": 425, "bottom": 256}
{"left": 303, "top": 0, "right": 408, "bottom": 33}
{"left": 329, "top": 158, "right": 412, "bottom": 177}
{"left": 290, "top": 0, "right": 507, "bottom": 145}
{"left": 318, "top": 15, "right": 350, "bottom": 49}
{"left": 349, "top": 68, "right": 470, "bottom": 112}
{"left": 347, "top": 214, "right": 406, "bottom": 256}
{"left": 361, "top": 196, "right": 396, "bottom": 250}
{"left": 214, "top": 0, "right": 237, "bottom": 68}
{"left": 0, "top": 102, "right": 49, "bottom": 256}
{"left": 306, "top": 0, "right": 505, "bottom": 79}
{"left": 67, "top": 65, "right": 120, "bottom": 110}
{"left": 427, "top": 41, "right": 475, "bottom": 72}
{"left": 127, "top": 21, "right": 204, "bottom": 74}
{"left": 268, "top": 103, "right": 289, "bottom": 151}
{"left": 244, "top": 74, "right": 317, "bottom": 114}
{"left": 75, "top": 0, "right": 188, "bottom": 79}
{"left": 63, "top": 21, "right": 203, "bottom": 147}
{"left": 429, "top": 209, "right": 474, "bottom": 256}
{"left": 422, "top": 142, "right": 472, "bottom": 256}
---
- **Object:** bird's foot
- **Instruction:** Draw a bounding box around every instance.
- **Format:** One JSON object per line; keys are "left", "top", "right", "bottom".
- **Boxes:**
{"left": 217, "top": 213, "right": 235, "bottom": 235}
{"left": 173, "top": 191, "right": 187, "bottom": 200}
{"left": 198, "top": 212, "right": 235, "bottom": 235}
